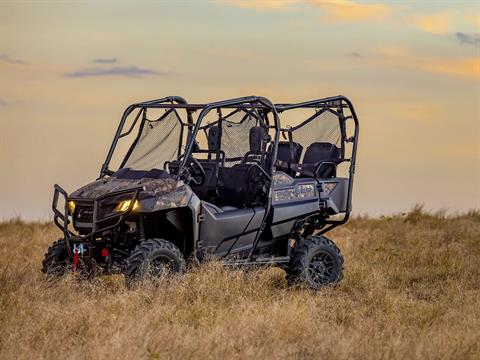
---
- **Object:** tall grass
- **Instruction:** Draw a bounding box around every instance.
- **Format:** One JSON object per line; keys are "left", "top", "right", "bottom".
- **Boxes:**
{"left": 1, "top": 209, "right": 479, "bottom": 359}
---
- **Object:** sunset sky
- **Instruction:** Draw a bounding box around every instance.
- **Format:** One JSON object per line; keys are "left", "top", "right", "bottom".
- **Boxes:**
{"left": 1, "top": 0, "right": 479, "bottom": 219}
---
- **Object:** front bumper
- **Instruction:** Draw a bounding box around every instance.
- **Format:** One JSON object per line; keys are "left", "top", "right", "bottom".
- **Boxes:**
{"left": 52, "top": 183, "right": 142, "bottom": 258}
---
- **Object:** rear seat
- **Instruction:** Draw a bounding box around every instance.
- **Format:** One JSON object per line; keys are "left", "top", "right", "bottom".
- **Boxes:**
{"left": 299, "top": 142, "right": 343, "bottom": 178}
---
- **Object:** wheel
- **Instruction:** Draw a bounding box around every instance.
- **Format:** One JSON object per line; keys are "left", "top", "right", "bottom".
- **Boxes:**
{"left": 288, "top": 235, "right": 344, "bottom": 290}
{"left": 42, "top": 239, "right": 69, "bottom": 277}
{"left": 42, "top": 239, "right": 96, "bottom": 278}
{"left": 125, "top": 238, "right": 186, "bottom": 288}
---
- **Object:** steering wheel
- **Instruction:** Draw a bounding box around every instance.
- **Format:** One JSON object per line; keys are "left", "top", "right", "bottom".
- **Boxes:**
{"left": 174, "top": 155, "right": 206, "bottom": 186}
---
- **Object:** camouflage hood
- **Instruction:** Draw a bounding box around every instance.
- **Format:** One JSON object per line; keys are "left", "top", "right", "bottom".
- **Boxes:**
{"left": 70, "top": 176, "right": 192, "bottom": 212}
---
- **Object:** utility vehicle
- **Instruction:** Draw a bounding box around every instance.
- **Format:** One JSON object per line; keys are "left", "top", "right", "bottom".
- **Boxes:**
{"left": 44, "top": 95, "right": 359, "bottom": 289}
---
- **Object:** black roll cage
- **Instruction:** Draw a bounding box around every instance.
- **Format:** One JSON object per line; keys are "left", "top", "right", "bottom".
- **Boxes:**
{"left": 97, "top": 94, "right": 358, "bottom": 241}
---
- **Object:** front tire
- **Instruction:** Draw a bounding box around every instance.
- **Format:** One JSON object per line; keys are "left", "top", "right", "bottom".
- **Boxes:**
{"left": 288, "top": 235, "right": 344, "bottom": 290}
{"left": 42, "top": 239, "right": 69, "bottom": 277}
{"left": 125, "top": 238, "right": 186, "bottom": 288}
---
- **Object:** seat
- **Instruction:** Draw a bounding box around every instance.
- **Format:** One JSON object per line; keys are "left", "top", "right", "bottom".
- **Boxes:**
{"left": 190, "top": 126, "right": 223, "bottom": 200}
{"left": 217, "top": 126, "right": 269, "bottom": 207}
{"left": 242, "top": 126, "right": 268, "bottom": 164}
{"left": 217, "top": 164, "right": 265, "bottom": 208}
{"left": 299, "top": 142, "right": 342, "bottom": 178}
{"left": 275, "top": 141, "right": 303, "bottom": 176}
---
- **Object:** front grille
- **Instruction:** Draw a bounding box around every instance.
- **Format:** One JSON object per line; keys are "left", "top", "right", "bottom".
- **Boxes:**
{"left": 75, "top": 206, "right": 94, "bottom": 224}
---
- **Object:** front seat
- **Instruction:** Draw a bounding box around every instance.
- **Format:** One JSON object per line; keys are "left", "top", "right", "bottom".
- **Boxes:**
{"left": 190, "top": 126, "right": 222, "bottom": 200}
{"left": 274, "top": 141, "right": 303, "bottom": 176}
{"left": 218, "top": 126, "right": 268, "bottom": 208}
{"left": 242, "top": 126, "right": 268, "bottom": 164}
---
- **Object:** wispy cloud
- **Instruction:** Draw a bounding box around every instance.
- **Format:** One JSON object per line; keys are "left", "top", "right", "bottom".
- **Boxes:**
{"left": 64, "top": 66, "right": 162, "bottom": 78}
{"left": 92, "top": 58, "right": 118, "bottom": 64}
{"left": 311, "top": 0, "right": 390, "bottom": 23}
{"left": 412, "top": 12, "right": 452, "bottom": 34}
{"left": 0, "top": 53, "right": 27, "bottom": 65}
{"left": 220, "top": 0, "right": 292, "bottom": 11}
{"left": 455, "top": 32, "right": 480, "bottom": 46}
{"left": 348, "top": 51, "right": 361, "bottom": 58}
{"left": 221, "top": 0, "right": 391, "bottom": 22}
{"left": 373, "top": 46, "right": 479, "bottom": 78}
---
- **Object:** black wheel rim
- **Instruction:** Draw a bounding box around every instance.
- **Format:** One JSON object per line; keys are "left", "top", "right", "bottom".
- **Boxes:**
{"left": 148, "top": 255, "right": 176, "bottom": 278}
{"left": 306, "top": 251, "right": 337, "bottom": 286}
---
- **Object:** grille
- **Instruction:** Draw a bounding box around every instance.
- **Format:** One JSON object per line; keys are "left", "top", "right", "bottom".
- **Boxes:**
{"left": 75, "top": 206, "right": 94, "bottom": 224}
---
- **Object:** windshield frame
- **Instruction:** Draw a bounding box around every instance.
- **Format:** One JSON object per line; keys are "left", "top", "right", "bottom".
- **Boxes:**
{"left": 99, "top": 96, "right": 192, "bottom": 178}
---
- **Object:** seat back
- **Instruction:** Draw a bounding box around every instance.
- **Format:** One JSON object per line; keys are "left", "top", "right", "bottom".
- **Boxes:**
{"left": 302, "top": 142, "right": 342, "bottom": 178}
{"left": 249, "top": 126, "right": 266, "bottom": 154}
{"left": 208, "top": 125, "right": 221, "bottom": 153}
{"left": 217, "top": 164, "right": 265, "bottom": 208}
{"left": 274, "top": 141, "right": 303, "bottom": 176}
{"left": 189, "top": 126, "right": 222, "bottom": 200}
{"left": 242, "top": 126, "right": 268, "bottom": 164}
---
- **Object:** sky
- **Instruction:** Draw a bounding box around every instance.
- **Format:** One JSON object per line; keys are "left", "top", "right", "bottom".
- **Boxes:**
{"left": 0, "top": 0, "right": 479, "bottom": 219}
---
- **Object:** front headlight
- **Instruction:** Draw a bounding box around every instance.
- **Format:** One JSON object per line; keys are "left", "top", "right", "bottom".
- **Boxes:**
{"left": 116, "top": 199, "right": 140, "bottom": 212}
{"left": 68, "top": 201, "right": 76, "bottom": 214}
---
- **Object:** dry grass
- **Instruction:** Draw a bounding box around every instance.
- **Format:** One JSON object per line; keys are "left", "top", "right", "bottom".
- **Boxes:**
{"left": 1, "top": 207, "right": 480, "bottom": 359}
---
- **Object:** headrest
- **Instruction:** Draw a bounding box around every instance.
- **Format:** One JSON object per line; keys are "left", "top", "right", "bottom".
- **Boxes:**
{"left": 303, "top": 142, "right": 342, "bottom": 164}
{"left": 207, "top": 126, "right": 221, "bottom": 152}
{"left": 249, "top": 126, "right": 266, "bottom": 153}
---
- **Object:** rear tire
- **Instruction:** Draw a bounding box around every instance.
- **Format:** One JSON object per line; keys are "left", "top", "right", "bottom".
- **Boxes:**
{"left": 288, "top": 235, "right": 344, "bottom": 290}
{"left": 42, "top": 239, "right": 69, "bottom": 277}
{"left": 125, "top": 238, "right": 186, "bottom": 288}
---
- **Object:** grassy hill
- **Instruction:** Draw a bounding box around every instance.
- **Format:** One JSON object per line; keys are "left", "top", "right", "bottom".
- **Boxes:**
{"left": 1, "top": 208, "right": 479, "bottom": 359}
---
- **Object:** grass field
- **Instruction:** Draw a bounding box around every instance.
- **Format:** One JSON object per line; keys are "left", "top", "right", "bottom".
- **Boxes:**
{"left": 1, "top": 207, "right": 479, "bottom": 359}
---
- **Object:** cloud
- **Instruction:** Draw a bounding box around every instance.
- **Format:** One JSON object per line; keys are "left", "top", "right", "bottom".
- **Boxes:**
{"left": 219, "top": 0, "right": 292, "bottom": 11}
{"left": 373, "top": 46, "right": 479, "bottom": 78}
{"left": 412, "top": 12, "right": 452, "bottom": 34}
{"left": 0, "top": 53, "right": 27, "bottom": 65}
{"left": 311, "top": 0, "right": 390, "bottom": 22}
{"left": 348, "top": 51, "right": 361, "bottom": 58}
{"left": 92, "top": 58, "right": 118, "bottom": 64}
{"left": 0, "top": 98, "right": 7, "bottom": 106}
{"left": 455, "top": 32, "right": 480, "bottom": 46}
{"left": 221, "top": 0, "right": 391, "bottom": 21}
{"left": 64, "top": 66, "right": 162, "bottom": 78}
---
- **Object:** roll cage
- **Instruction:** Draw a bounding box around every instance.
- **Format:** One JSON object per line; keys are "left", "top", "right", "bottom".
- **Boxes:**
{"left": 98, "top": 94, "right": 358, "bottom": 223}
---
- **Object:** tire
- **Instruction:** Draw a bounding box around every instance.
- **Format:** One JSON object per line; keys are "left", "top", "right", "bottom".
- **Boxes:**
{"left": 42, "top": 239, "right": 69, "bottom": 277}
{"left": 125, "top": 238, "right": 186, "bottom": 288}
{"left": 288, "top": 235, "right": 344, "bottom": 290}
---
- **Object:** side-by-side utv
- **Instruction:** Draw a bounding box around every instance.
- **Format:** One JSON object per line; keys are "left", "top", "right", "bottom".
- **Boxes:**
{"left": 44, "top": 95, "right": 359, "bottom": 289}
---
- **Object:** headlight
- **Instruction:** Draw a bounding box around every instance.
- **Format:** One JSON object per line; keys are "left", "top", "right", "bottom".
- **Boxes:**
{"left": 116, "top": 200, "right": 140, "bottom": 212}
{"left": 68, "top": 201, "right": 76, "bottom": 214}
